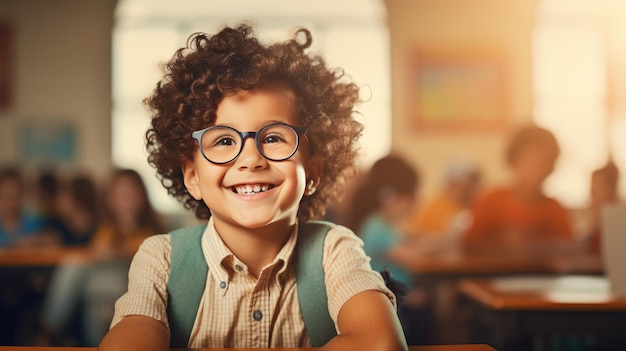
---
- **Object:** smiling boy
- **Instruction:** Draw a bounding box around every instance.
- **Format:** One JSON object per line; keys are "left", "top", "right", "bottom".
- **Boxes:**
{"left": 98, "top": 24, "right": 407, "bottom": 351}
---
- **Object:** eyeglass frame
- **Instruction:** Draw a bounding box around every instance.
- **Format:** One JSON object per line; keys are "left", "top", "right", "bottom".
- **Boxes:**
{"left": 191, "top": 122, "right": 308, "bottom": 164}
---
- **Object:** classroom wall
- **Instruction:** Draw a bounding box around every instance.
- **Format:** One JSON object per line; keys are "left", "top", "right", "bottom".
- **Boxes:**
{"left": 385, "top": 0, "right": 538, "bottom": 199}
{"left": 0, "top": 0, "right": 538, "bottom": 199}
{"left": 0, "top": 0, "right": 118, "bottom": 182}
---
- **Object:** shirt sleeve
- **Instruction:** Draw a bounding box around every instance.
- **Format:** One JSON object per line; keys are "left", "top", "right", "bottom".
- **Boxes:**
{"left": 322, "top": 225, "right": 396, "bottom": 331}
{"left": 547, "top": 198, "right": 573, "bottom": 239}
{"left": 110, "top": 234, "right": 171, "bottom": 329}
{"left": 463, "top": 189, "right": 500, "bottom": 244}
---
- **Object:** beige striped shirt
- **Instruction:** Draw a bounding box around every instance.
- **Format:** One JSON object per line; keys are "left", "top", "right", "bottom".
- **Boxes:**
{"left": 110, "top": 218, "right": 395, "bottom": 348}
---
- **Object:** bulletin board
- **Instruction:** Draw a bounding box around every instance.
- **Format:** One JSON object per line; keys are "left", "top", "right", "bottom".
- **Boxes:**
{"left": 409, "top": 49, "right": 508, "bottom": 133}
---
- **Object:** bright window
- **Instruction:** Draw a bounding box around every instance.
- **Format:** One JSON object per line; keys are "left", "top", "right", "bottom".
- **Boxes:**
{"left": 533, "top": 0, "right": 626, "bottom": 208}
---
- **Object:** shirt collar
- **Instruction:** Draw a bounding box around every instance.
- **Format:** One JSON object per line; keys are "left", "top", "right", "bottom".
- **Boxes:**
{"left": 200, "top": 217, "right": 299, "bottom": 285}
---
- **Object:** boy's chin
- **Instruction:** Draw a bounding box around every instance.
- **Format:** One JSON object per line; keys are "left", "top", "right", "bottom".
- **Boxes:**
{"left": 233, "top": 214, "right": 296, "bottom": 230}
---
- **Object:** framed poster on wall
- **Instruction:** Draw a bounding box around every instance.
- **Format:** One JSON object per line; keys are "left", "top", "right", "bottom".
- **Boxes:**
{"left": 19, "top": 120, "right": 77, "bottom": 165}
{"left": 409, "top": 49, "right": 508, "bottom": 132}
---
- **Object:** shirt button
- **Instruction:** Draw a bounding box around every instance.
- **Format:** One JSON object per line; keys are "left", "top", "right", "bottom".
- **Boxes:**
{"left": 252, "top": 310, "right": 263, "bottom": 321}
{"left": 235, "top": 264, "right": 243, "bottom": 271}
{"left": 220, "top": 281, "right": 227, "bottom": 289}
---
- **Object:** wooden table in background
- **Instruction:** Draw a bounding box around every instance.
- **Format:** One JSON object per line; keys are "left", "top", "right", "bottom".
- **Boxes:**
{"left": 0, "top": 247, "right": 87, "bottom": 267}
{"left": 0, "top": 345, "right": 498, "bottom": 351}
{"left": 400, "top": 252, "right": 604, "bottom": 277}
{"left": 460, "top": 275, "right": 626, "bottom": 351}
{"left": 393, "top": 252, "right": 604, "bottom": 345}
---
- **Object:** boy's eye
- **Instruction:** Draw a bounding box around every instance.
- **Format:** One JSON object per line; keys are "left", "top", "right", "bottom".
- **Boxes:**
{"left": 204, "top": 130, "right": 239, "bottom": 148}
{"left": 214, "top": 136, "right": 237, "bottom": 146}
{"left": 263, "top": 134, "right": 286, "bottom": 144}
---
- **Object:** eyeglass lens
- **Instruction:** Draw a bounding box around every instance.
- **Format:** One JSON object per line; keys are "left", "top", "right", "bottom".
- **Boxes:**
{"left": 199, "top": 124, "right": 300, "bottom": 163}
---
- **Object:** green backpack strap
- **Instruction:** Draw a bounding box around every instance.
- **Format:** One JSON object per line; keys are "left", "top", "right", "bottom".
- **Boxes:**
{"left": 166, "top": 221, "right": 336, "bottom": 348}
{"left": 166, "top": 224, "right": 207, "bottom": 348}
{"left": 295, "top": 220, "right": 337, "bottom": 347}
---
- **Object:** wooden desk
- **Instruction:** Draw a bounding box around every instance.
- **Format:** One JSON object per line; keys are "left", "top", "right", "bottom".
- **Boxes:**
{"left": 399, "top": 252, "right": 604, "bottom": 277}
{"left": 393, "top": 252, "right": 603, "bottom": 345}
{"left": 0, "top": 247, "right": 87, "bottom": 267}
{"left": 0, "top": 345, "right": 497, "bottom": 351}
{"left": 460, "top": 275, "right": 626, "bottom": 351}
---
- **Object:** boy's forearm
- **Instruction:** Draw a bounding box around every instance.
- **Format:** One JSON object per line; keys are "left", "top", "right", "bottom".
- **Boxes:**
{"left": 321, "top": 290, "right": 408, "bottom": 351}
{"left": 98, "top": 315, "right": 169, "bottom": 351}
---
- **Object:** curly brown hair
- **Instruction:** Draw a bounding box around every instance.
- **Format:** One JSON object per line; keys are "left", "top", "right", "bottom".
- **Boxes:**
{"left": 145, "top": 24, "right": 364, "bottom": 221}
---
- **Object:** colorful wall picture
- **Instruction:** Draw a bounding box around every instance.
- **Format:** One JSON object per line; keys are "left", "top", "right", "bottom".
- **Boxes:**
{"left": 19, "top": 121, "right": 77, "bottom": 164}
{"left": 410, "top": 50, "right": 508, "bottom": 132}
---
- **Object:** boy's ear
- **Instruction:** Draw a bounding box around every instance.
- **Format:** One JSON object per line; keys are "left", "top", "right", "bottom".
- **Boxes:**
{"left": 305, "top": 156, "right": 324, "bottom": 195}
{"left": 182, "top": 161, "right": 202, "bottom": 200}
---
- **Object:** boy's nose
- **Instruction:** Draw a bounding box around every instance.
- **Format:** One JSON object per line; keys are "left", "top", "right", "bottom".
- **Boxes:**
{"left": 236, "top": 138, "right": 267, "bottom": 170}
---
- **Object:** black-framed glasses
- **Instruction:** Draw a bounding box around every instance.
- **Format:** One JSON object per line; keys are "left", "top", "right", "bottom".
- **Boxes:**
{"left": 192, "top": 123, "right": 307, "bottom": 164}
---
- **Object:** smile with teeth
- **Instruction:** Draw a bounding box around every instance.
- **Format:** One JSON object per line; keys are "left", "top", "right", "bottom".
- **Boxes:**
{"left": 232, "top": 184, "right": 274, "bottom": 194}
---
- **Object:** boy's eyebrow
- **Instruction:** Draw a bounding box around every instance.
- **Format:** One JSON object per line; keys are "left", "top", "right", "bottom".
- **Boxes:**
{"left": 212, "top": 119, "right": 300, "bottom": 130}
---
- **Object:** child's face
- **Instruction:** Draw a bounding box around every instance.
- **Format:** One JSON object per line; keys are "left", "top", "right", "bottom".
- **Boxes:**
{"left": 511, "top": 145, "right": 557, "bottom": 189}
{"left": 0, "top": 178, "right": 22, "bottom": 215}
{"left": 108, "top": 176, "right": 145, "bottom": 219}
{"left": 183, "top": 87, "right": 317, "bottom": 230}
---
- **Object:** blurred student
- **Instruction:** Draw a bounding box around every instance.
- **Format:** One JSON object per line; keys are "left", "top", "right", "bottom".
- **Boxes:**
{"left": 406, "top": 159, "right": 481, "bottom": 250}
{"left": 346, "top": 155, "right": 419, "bottom": 286}
{"left": 40, "top": 168, "right": 163, "bottom": 346}
{"left": 34, "top": 170, "right": 59, "bottom": 226}
{"left": 463, "top": 125, "right": 573, "bottom": 256}
{"left": 0, "top": 166, "right": 45, "bottom": 248}
{"left": 582, "top": 161, "right": 620, "bottom": 254}
{"left": 89, "top": 168, "right": 164, "bottom": 258}
{"left": 0, "top": 167, "right": 59, "bottom": 345}
{"left": 43, "top": 175, "right": 100, "bottom": 247}
{"left": 346, "top": 154, "right": 432, "bottom": 345}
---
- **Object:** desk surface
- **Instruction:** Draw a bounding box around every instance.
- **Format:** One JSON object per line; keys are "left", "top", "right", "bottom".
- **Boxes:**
{"left": 0, "top": 247, "right": 87, "bottom": 267}
{"left": 460, "top": 275, "right": 626, "bottom": 310}
{"left": 0, "top": 345, "right": 497, "bottom": 351}
{"left": 399, "top": 252, "right": 603, "bottom": 276}
{"left": 4, "top": 247, "right": 603, "bottom": 275}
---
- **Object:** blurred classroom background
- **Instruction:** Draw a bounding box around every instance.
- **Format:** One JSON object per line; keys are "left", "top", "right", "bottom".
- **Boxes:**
{"left": 1, "top": 0, "right": 626, "bottom": 349}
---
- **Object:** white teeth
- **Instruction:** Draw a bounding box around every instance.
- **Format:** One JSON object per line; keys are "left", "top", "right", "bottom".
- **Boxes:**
{"left": 234, "top": 184, "right": 271, "bottom": 194}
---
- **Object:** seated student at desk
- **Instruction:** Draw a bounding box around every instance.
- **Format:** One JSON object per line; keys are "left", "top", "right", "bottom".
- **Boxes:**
{"left": 404, "top": 159, "right": 481, "bottom": 256}
{"left": 0, "top": 167, "right": 57, "bottom": 345}
{"left": 345, "top": 154, "right": 434, "bottom": 345}
{"left": 578, "top": 160, "right": 620, "bottom": 255}
{"left": 99, "top": 24, "right": 407, "bottom": 351}
{"left": 0, "top": 166, "right": 46, "bottom": 248}
{"left": 39, "top": 169, "right": 163, "bottom": 346}
{"left": 42, "top": 175, "right": 100, "bottom": 247}
{"left": 463, "top": 125, "right": 573, "bottom": 256}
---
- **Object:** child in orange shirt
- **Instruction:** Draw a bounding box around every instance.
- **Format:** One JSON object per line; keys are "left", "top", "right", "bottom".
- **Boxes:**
{"left": 463, "top": 125, "right": 573, "bottom": 256}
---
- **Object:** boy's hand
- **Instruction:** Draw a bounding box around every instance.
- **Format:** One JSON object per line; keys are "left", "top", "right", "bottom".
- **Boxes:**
{"left": 321, "top": 290, "right": 408, "bottom": 351}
